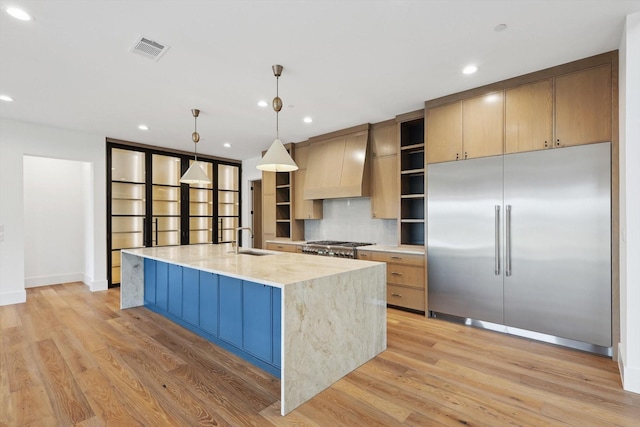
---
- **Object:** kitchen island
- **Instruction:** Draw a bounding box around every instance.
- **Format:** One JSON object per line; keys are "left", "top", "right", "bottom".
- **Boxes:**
{"left": 120, "top": 244, "right": 386, "bottom": 415}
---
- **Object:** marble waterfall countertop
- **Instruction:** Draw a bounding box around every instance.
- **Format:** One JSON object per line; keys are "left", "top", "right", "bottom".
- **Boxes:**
{"left": 122, "top": 243, "right": 382, "bottom": 288}
{"left": 120, "top": 244, "right": 387, "bottom": 415}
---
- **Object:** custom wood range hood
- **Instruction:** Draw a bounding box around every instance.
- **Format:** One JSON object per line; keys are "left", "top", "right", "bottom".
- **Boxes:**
{"left": 303, "top": 124, "right": 371, "bottom": 200}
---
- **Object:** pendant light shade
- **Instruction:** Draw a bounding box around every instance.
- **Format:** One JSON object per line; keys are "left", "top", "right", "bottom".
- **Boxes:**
{"left": 256, "top": 138, "right": 299, "bottom": 172}
{"left": 256, "top": 64, "right": 298, "bottom": 172}
{"left": 180, "top": 108, "right": 212, "bottom": 185}
{"left": 180, "top": 161, "right": 211, "bottom": 184}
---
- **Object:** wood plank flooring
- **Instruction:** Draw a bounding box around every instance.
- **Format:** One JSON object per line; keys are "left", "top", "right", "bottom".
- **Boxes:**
{"left": 1, "top": 282, "right": 639, "bottom": 426}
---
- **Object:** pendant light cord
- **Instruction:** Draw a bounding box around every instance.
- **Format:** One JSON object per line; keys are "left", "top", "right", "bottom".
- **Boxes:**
{"left": 194, "top": 115, "right": 198, "bottom": 162}
{"left": 275, "top": 75, "right": 280, "bottom": 140}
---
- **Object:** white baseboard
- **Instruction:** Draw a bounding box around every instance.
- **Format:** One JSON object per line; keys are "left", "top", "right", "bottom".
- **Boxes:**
{"left": 0, "top": 289, "right": 27, "bottom": 306}
{"left": 619, "top": 343, "right": 640, "bottom": 394}
{"left": 25, "top": 273, "right": 85, "bottom": 288}
{"left": 88, "top": 278, "right": 108, "bottom": 292}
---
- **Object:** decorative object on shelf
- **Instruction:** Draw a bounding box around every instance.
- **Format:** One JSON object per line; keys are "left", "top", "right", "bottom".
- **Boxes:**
{"left": 180, "top": 108, "right": 212, "bottom": 184}
{"left": 256, "top": 64, "right": 299, "bottom": 172}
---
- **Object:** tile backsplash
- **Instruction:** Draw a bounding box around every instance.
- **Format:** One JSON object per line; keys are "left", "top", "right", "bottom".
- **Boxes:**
{"left": 304, "top": 197, "right": 397, "bottom": 245}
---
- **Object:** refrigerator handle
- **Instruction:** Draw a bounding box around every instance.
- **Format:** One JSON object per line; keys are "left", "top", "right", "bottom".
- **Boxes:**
{"left": 506, "top": 205, "right": 512, "bottom": 277}
{"left": 495, "top": 205, "right": 500, "bottom": 275}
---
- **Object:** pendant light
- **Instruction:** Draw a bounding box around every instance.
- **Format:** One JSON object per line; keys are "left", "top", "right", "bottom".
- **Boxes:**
{"left": 256, "top": 65, "right": 299, "bottom": 172}
{"left": 180, "top": 108, "right": 212, "bottom": 184}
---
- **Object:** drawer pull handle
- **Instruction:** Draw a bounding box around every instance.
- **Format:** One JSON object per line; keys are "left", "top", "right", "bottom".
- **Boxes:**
{"left": 391, "top": 256, "right": 402, "bottom": 260}
{"left": 391, "top": 272, "right": 402, "bottom": 276}
{"left": 391, "top": 293, "right": 403, "bottom": 297}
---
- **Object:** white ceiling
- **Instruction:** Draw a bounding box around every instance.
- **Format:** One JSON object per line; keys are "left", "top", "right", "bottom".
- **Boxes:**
{"left": 1, "top": 1, "right": 639, "bottom": 161}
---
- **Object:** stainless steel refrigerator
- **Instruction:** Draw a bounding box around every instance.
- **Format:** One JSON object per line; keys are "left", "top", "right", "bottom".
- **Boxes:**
{"left": 427, "top": 142, "right": 611, "bottom": 351}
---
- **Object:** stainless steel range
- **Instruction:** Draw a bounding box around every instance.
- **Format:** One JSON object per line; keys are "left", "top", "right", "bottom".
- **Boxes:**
{"left": 301, "top": 241, "right": 374, "bottom": 258}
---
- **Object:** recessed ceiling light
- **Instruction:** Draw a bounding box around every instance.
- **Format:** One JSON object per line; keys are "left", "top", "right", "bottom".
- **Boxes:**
{"left": 494, "top": 24, "right": 508, "bottom": 32}
{"left": 257, "top": 100, "right": 268, "bottom": 107}
{"left": 138, "top": 124, "right": 149, "bottom": 130}
{"left": 223, "top": 142, "right": 231, "bottom": 148}
{"left": 463, "top": 64, "right": 478, "bottom": 75}
{"left": 0, "top": 94, "right": 14, "bottom": 102}
{"left": 6, "top": 7, "right": 32, "bottom": 21}
{"left": 303, "top": 117, "right": 313, "bottom": 124}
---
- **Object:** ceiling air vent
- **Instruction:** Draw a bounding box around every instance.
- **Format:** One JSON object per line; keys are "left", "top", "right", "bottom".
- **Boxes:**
{"left": 129, "top": 36, "right": 169, "bottom": 61}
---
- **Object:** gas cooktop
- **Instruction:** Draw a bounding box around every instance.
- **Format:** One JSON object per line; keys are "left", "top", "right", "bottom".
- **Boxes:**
{"left": 305, "top": 240, "right": 374, "bottom": 248}
{"left": 301, "top": 241, "right": 375, "bottom": 258}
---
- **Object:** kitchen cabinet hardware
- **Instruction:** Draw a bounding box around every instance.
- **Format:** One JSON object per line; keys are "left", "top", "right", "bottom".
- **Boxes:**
{"left": 464, "top": 152, "right": 468, "bottom": 159}
{"left": 391, "top": 272, "right": 402, "bottom": 276}
{"left": 391, "top": 293, "right": 403, "bottom": 297}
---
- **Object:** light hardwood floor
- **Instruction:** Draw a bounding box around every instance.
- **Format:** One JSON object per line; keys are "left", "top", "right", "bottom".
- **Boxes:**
{"left": 1, "top": 282, "right": 638, "bottom": 426}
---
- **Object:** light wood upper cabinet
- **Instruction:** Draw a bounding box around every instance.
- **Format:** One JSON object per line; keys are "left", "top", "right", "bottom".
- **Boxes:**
{"left": 426, "top": 101, "right": 462, "bottom": 163}
{"left": 261, "top": 172, "right": 276, "bottom": 239}
{"left": 370, "top": 121, "right": 398, "bottom": 219}
{"left": 555, "top": 64, "right": 612, "bottom": 147}
{"left": 427, "top": 92, "right": 504, "bottom": 163}
{"left": 505, "top": 79, "right": 553, "bottom": 153}
{"left": 462, "top": 92, "right": 504, "bottom": 159}
{"left": 372, "top": 154, "right": 398, "bottom": 219}
{"left": 371, "top": 122, "right": 397, "bottom": 157}
{"left": 293, "top": 142, "right": 322, "bottom": 220}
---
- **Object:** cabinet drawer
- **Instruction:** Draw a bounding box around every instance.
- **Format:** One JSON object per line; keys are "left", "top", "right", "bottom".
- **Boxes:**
{"left": 266, "top": 242, "right": 298, "bottom": 253}
{"left": 387, "top": 285, "right": 425, "bottom": 312}
{"left": 386, "top": 264, "right": 425, "bottom": 289}
{"left": 368, "top": 251, "right": 425, "bottom": 267}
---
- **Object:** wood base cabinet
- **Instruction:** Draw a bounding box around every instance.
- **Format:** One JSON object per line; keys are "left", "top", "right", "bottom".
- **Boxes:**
{"left": 358, "top": 250, "right": 426, "bottom": 312}
{"left": 266, "top": 242, "right": 300, "bottom": 253}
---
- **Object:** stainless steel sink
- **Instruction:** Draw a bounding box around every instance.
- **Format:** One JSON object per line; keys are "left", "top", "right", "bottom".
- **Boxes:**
{"left": 238, "top": 250, "right": 274, "bottom": 256}
{"left": 228, "top": 249, "right": 276, "bottom": 256}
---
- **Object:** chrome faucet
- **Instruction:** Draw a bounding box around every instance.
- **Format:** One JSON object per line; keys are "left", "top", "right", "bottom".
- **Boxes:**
{"left": 235, "top": 227, "right": 253, "bottom": 254}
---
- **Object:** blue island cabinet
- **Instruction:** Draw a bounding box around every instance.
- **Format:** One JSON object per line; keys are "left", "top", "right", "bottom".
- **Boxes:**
{"left": 143, "top": 259, "right": 282, "bottom": 377}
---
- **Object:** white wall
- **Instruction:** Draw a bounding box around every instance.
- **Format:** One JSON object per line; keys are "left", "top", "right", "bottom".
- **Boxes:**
{"left": 0, "top": 118, "right": 107, "bottom": 306}
{"left": 618, "top": 12, "right": 640, "bottom": 394}
{"left": 23, "top": 156, "right": 91, "bottom": 287}
{"left": 241, "top": 156, "right": 263, "bottom": 248}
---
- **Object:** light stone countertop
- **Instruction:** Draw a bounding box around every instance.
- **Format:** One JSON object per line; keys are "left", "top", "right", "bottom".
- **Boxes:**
{"left": 265, "top": 239, "right": 307, "bottom": 245}
{"left": 122, "top": 243, "right": 382, "bottom": 289}
{"left": 358, "top": 244, "right": 425, "bottom": 255}
{"left": 264, "top": 240, "right": 426, "bottom": 255}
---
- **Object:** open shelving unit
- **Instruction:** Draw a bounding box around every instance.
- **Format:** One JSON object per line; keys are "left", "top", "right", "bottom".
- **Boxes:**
{"left": 275, "top": 172, "right": 292, "bottom": 238}
{"left": 398, "top": 115, "right": 426, "bottom": 246}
